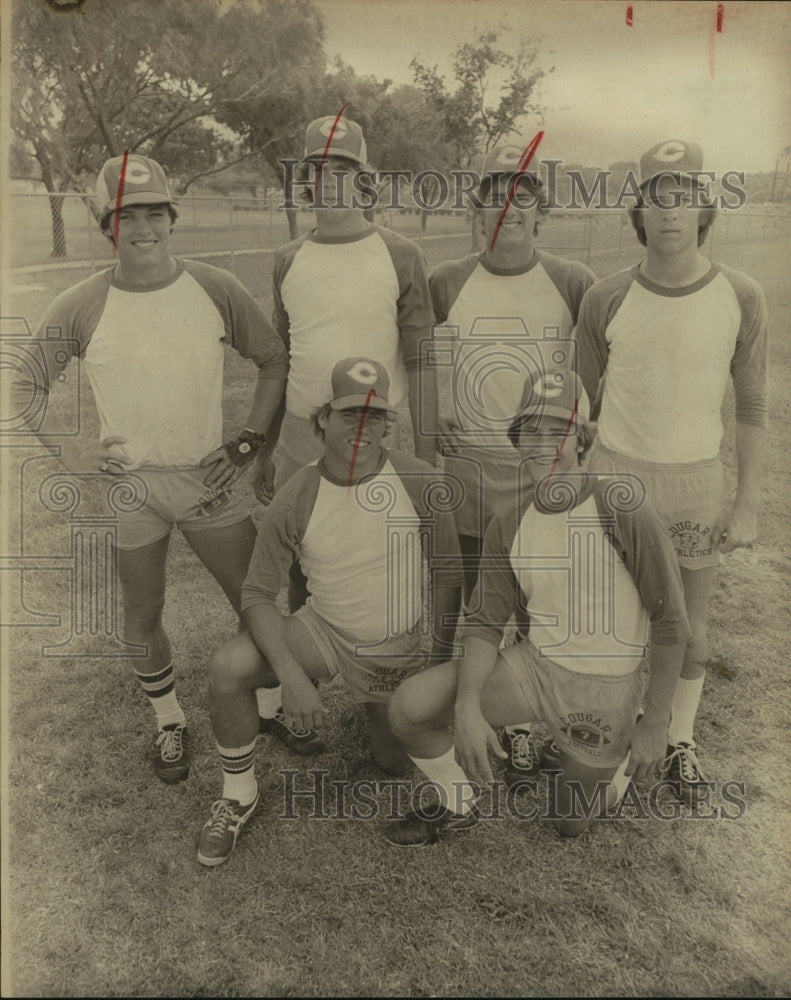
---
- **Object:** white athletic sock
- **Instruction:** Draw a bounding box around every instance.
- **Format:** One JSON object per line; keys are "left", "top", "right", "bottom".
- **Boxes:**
{"left": 255, "top": 685, "right": 282, "bottom": 720}
{"left": 667, "top": 675, "right": 705, "bottom": 745}
{"left": 410, "top": 748, "right": 477, "bottom": 816}
{"left": 135, "top": 664, "right": 186, "bottom": 729}
{"left": 505, "top": 725, "right": 532, "bottom": 737}
{"left": 218, "top": 740, "right": 258, "bottom": 806}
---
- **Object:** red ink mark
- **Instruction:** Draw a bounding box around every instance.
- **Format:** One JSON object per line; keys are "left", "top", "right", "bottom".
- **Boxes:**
{"left": 626, "top": 5, "right": 633, "bottom": 27}
{"left": 111, "top": 149, "right": 129, "bottom": 255}
{"left": 488, "top": 130, "right": 545, "bottom": 252}
{"left": 709, "top": 4, "right": 724, "bottom": 78}
{"left": 348, "top": 389, "right": 377, "bottom": 485}
{"left": 547, "top": 397, "right": 580, "bottom": 483}
{"left": 314, "top": 102, "right": 352, "bottom": 202}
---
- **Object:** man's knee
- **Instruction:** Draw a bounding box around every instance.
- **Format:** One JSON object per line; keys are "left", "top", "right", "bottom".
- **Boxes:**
{"left": 209, "top": 637, "right": 264, "bottom": 695}
{"left": 387, "top": 679, "right": 422, "bottom": 741}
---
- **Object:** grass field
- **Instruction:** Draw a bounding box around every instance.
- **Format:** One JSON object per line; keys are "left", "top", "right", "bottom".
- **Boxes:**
{"left": 2, "top": 216, "right": 790, "bottom": 997}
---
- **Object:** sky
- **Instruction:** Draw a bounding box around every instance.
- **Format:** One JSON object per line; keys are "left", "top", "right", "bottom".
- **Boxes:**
{"left": 316, "top": 0, "right": 791, "bottom": 175}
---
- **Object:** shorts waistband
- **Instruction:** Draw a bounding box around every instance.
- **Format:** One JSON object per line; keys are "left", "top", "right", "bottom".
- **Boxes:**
{"left": 595, "top": 443, "right": 722, "bottom": 476}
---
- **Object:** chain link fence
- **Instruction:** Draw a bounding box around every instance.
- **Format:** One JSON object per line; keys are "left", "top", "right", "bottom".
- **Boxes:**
{"left": 8, "top": 191, "right": 791, "bottom": 298}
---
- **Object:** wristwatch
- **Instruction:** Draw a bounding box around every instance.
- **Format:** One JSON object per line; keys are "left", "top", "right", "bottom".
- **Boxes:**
{"left": 237, "top": 428, "right": 267, "bottom": 456}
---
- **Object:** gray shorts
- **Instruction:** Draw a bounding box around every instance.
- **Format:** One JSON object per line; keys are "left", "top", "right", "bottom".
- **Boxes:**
{"left": 114, "top": 467, "right": 249, "bottom": 549}
{"left": 500, "top": 641, "right": 642, "bottom": 769}
{"left": 591, "top": 443, "right": 724, "bottom": 570}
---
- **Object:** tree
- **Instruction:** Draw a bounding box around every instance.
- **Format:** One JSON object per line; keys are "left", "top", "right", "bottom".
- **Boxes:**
{"left": 11, "top": 0, "right": 327, "bottom": 254}
{"left": 411, "top": 31, "right": 550, "bottom": 168}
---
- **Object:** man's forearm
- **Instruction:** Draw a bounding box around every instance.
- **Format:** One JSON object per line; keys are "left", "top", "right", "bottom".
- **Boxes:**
{"left": 455, "top": 636, "right": 500, "bottom": 711}
{"left": 643, "top": 641, "right": 686, "bottom": 723}
{"left": 429, "top": 583, "right": 461, "bottom": 661}
{"left": 734, "top": 421, "right": 766, "bottom": 510}
{"left": 408, "top": 366, "right": 438, "bottom": 465}
{"left": 243, "top": 602, "right": 306, "bottom": 686}
{"left": 243, "top": 375, "right": 286, "bottom": 438}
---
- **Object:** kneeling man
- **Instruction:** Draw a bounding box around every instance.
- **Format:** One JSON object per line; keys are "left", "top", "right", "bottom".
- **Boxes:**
{"left": 385, "top": 369, "right": 690, "bottom": 843}
{"left": 198, "top": 358, "right": 461, "bottom": 866}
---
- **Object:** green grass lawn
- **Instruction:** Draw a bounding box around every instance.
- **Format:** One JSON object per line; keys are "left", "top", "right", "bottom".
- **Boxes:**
{"left": 2, "top": 221, "right": 790, "bottom": 997}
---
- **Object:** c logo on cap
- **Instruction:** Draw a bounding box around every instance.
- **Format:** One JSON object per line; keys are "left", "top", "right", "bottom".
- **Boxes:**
{"left": 346, "top": 361, "right": 379, "bottom": 385}
{"left": 532, "top": 371, "right": 565, "bottom": 399}
{"left": 125, "top": 158, "right": 152, "bottom": 185}
{"left": 318, "top": 117, "right": 349, "bottom": 138}
{"left": 653, "top": 140, "right": 687, "bottom": 163}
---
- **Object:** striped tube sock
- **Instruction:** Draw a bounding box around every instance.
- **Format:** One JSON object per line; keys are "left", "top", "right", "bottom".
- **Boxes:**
{"left": 409, "top": 747, "right": 477, "bottom": 816}
{"left": 134, "top": 664, "right": 186, "bottom": 728}
{"left": 218, "top": 741, "right": 258, "bottom": 806}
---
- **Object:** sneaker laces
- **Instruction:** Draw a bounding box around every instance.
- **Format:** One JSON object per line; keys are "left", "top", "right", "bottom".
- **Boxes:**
{"left": 667, "top": 742, "right": 709, "bottom": 783}
{"left": 510, "top": 731, "right": 540, "bottom": 769}
{"left": 205, "top": 799, "right": 239, "bottom": 838}
{"left": 156, "top": 725, "right": 185, "bottom": 763}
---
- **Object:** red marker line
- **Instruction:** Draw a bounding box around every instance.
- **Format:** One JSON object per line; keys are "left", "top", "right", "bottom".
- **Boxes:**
{"left": 348, "top": 388, "right": 377, "bottom": 487}
{"left": 488, "top": 130, "right": 545, "bottom": 252}
{"left": 709, "top": 4, "right": 725, "bottom": 77}
{"left": 112, "top": 149, "right": 129, "bottom": 254}
{"left": 314, "top": 102, "right": 351, "bottom": 201}
{"left": 546, "top": 396, "right": 580, "bottom": 484}
{"left": 626, "top": 5, "right": 633, "bottom": 27}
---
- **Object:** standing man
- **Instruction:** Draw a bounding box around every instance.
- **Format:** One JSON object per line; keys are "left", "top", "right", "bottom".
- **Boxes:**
{"left": 255, "top": 114, "right": 438, "bottom": 506}
{"left": 576, "top": 140, "right": 768, "bottom": 801}
{"left": 384, "top": 370, "right": 689, "bottom": 845}
{"left": 197, "top": 358, "right": 461, "bottom": 867}
{"left": 10, "top": 153, "right": 294, "bottom": 784}
{"left": 431, "top": 144, "right": 597, "bottom": 778}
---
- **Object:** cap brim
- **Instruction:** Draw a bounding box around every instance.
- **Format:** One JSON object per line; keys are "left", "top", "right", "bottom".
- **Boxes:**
{"left": 329, "top": 394, "right": 393, "bottom": 412}
{"left": 508, "top": 404, "right": 582, "bottom": 441}
{"left": 638, "top": 171, "right": 705, "bottom": 190}
{"left": 103, "top": 193, "right": 177, "bottom": 212}
{"left": 303, "top": 148, "right": 364, "bottom": 165}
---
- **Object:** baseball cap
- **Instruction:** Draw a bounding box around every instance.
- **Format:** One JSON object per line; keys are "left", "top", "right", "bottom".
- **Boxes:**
{"left": 478, "top": 143, "right": 543, "bottom": 195}
{"left": 96, "top": 154, "right": 176, "bottom": 215}
{"left": 507, "top": 369, "right": 590, "bottom": 448}
{"left": 639, "top": 139, "right": 705, "bottom": 189}
{"left": 328, "top": 358, "right": 393, "bottom": 411}
{"left": 304, "top": 116, "right": 368, "bottom": 165}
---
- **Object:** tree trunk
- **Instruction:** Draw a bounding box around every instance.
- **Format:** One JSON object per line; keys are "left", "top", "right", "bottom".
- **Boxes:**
{"left": 49, "top": 194, "right": 67, "bottom": 258}
{"left": 286, "top": 206, "right": 299, "bottom": 241}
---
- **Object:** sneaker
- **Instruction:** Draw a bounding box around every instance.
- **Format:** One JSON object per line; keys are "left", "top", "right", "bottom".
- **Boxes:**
{"left": 259, "top": 711, "right": 325, "bottom": 756}
{"left": 384, "top": 805, "right": 479, "bottom": 847}
{"left": 153, "top": 723, "right": 190, "bottom": 784}
{"left": 503, "top": 728, "right": 542, "bottom": 785}
{"left": 197, "top": 788, "right": 261, "bottom": 867}
{"left": 664, "top": 741, "right": 711, "bottom": 804}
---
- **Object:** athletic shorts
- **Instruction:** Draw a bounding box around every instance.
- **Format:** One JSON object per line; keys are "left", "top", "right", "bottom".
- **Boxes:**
{"left": 500, "top": 641, "right": 642, "bottom": 769}
{"left": 444, "top": 446, "right": 528, "bottom": 539}
{"left": 293, "top": 603, "right": 425, "bottom": 705}
{"left": 114, "top": 467, "right": 249, "bottom": 550}
{"left": 275, "top": 410, "right": 402, "bottom": 490}
{"left": 591, "top": 443, "right": 724, "bottom": 570}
